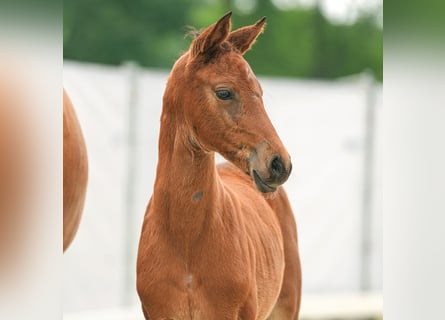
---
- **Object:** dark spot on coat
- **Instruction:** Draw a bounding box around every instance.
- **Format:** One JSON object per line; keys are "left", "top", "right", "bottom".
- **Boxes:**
{"left": 192, "top": 191, "right": 203, "bottom": 202}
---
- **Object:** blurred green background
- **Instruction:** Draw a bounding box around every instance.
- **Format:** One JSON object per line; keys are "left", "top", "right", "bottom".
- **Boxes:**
{"left": 63, "top": 0, "right": 382, "bottom": 81}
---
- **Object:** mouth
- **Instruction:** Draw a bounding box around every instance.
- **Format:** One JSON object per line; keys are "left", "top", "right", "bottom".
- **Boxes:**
{"left": 252, "top": 170, "right": 277, "bottom": 193}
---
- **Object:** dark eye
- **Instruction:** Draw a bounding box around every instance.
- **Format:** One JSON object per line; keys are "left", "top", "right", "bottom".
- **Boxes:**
{"left": 215, "top": 89, "right": 233, "bottom": 100}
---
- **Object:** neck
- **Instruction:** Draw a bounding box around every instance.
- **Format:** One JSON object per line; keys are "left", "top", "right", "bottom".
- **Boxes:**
{"left": 151, "top": 104, "right": 221, "bottom": 246}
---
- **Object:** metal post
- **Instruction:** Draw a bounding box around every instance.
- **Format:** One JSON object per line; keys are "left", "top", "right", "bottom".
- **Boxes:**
{"left": 360, "top": 70, "right": 377, "bottom": 291}
{"left": 122, "top": 61, "right": 139, "bottom": 306}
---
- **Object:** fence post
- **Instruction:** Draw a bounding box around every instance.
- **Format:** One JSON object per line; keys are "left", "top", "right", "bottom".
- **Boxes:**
{"left": 360, "top": 70, "right": 377, "bottom": 291}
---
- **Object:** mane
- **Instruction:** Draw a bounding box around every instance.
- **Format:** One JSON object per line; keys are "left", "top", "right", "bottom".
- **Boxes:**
{"left": 184, "top": 26, "right": 201, "bottom": 40}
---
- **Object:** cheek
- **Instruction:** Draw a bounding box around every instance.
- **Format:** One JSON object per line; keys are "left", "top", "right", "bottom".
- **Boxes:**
{"left": 189, "top": 91, "right": 244, "bottom": 149}
{"left": 223, "top": 101, "right": 241, "bottom": 120}
{"left": 189, "top": 99, "right": 221, "bottom": 143}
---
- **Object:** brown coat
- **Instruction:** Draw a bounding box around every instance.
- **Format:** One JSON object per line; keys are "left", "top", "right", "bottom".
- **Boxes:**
{"left": 137, "top": 13, "right": 301, "bottom": 319}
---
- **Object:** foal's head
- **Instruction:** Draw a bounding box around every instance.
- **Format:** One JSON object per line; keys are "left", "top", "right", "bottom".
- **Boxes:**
{"left": 164, "top": 12, "right": 292, "bottom": 193}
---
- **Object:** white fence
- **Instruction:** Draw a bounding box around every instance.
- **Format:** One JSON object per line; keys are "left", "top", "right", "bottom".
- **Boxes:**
{"left": 63, "top": 60, "right": 382, "bottom": 316}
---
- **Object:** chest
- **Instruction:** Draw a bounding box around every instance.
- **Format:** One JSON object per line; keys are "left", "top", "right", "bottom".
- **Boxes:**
{"left": 138, "top": 239, "right": 253, "bottom": 319}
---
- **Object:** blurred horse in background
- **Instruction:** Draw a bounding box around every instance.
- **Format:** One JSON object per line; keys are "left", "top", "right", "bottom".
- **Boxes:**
{"left": 63, "top": 90, "right": 88, "bottom": 251}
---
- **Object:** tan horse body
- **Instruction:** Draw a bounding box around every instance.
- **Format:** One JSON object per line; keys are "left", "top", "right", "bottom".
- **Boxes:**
{"left": 137, "top": 13, "right": 301, "bottom": 319}
{"left": 63, "top": 90, "right": 88, "bottom": 251}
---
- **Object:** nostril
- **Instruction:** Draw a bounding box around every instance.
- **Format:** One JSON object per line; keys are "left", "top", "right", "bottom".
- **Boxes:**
{"left": 270, "top": 156, "right": 284, "bottom": 176}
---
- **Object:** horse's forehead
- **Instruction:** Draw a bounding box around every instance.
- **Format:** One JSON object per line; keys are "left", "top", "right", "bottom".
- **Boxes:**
{"left": 221, "top": 54, "right": 252, "bottom": 75}
{"left": 206, "top": 54, "right": 257, "bottom": 81}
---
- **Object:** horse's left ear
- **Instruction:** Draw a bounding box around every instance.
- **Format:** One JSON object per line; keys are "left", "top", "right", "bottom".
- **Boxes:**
{"left": 190, "top": 12, "right": 232, "bottom": 59}
{"left": 228, "top": 17, "right": 266, "bottom": 55}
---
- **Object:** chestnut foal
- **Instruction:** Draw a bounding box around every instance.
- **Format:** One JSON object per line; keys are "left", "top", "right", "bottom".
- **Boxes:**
{"left": 137, "top": 13, "right": 301, "bottom": 319}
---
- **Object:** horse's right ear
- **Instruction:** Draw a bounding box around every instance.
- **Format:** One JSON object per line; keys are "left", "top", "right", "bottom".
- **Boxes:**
{"left": 190, "top": 12, "right": 232, "bottom": 60}
{"left": 227, "top": 16, "right": 266, "bottom": 55}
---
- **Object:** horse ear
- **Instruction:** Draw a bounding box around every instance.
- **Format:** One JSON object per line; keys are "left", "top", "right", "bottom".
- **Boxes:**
{"left": 190, "top": 12, "right": 232, "bottom": 59}
{"left": 228, "top": 16, "right": 266, "bottom": 55}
